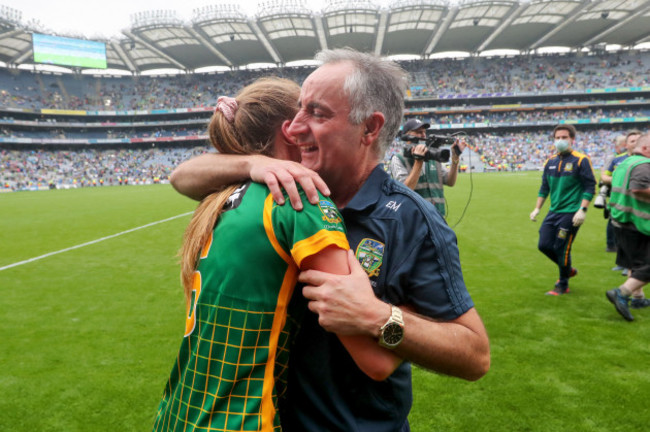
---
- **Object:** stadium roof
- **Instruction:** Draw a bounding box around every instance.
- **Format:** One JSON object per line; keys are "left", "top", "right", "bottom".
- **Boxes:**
{"left": 1, "top": 0, "right": 650, "bottom": 74}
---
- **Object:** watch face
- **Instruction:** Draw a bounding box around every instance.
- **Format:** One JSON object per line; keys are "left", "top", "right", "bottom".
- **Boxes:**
{"left": 383, "top": 322, "right": 404, "bottom": 346}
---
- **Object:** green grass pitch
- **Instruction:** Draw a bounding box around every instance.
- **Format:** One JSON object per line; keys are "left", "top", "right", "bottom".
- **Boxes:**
{"left": 1, "top": 172, "right": 648, "bottom": 431}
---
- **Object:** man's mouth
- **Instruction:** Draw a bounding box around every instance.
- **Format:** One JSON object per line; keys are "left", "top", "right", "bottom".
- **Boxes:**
{"left": 300, "top": 145, "right": 318, "bottom": 153}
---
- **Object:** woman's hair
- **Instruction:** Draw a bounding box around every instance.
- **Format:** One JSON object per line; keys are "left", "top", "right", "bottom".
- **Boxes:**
{"left": 180, "top": 77, "right": 301, "bottom": 305}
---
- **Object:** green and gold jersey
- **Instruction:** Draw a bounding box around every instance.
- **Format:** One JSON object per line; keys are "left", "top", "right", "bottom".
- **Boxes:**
{"left": 538, "top": 150, "right": 596, "bottom": 213}
{"left": 153, "top": 182, "right": 348, "bottom": 432}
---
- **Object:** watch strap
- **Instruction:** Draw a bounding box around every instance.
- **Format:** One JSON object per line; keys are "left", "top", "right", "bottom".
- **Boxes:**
{"left": 378, "top": 305, "right": 404, "bottom": 349}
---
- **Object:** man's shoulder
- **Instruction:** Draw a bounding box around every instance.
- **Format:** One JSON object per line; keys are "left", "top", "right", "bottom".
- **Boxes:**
{"left": 382, "top": 175, "right": 421, "bottom": 200}
{"left": 632, "top": 160, "right": 650, "bottom": 172}
{"left": 567, "top": 150, "right": 594, "bottom": 170}
{"left": 543, "top": 154, "right": 558, "bottom": 167}
{"left": 629, "top": 156, "right": 650, "bottom": 173}
{"left": 628, "top": 159, "right": 650, "bottom": 191}
{"left": 376, "top": 176, "right": 443, "bottom": 221}
{"left": 570, "top": 149, "right": 590, "bottom": 161}
{"left": 356, "top": 166, "right": 438, "bottom": 213}
{"left": 612, "top": 154, "right": 629, "bottom": 165}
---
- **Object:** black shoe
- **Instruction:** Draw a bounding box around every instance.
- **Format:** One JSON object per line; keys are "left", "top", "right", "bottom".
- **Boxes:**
{"left": 606, "top": 288, "right": 633, "bottom": 321}
{"left": 630, "top": 298, "right": 650, "bottom": 309}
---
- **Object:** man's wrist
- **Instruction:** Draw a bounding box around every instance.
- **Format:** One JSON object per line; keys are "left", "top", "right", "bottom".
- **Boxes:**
{"left": 377, "top": 303, "right": 393, "bottom": 337}
{"left": 245, "top": 154, "right": 260, "bottom": 179}
{"left": 412, "top": 157, "right": 424, "bottom": 166}
{"left": 581, "top": 207, "right": 587, "bottom": 212}
{"left": 378, "top": 304, "right": 405, "bottom": 349}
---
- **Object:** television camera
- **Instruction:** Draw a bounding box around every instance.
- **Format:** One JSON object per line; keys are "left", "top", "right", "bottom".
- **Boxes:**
{"left": 593, "top": 183, "right": 610, "bottom": 218}
{"left": 400, "top": 133, "right": 458, "bottom": 163}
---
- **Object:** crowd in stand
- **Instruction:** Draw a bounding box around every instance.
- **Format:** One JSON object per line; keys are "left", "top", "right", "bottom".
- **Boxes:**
{"left": 1, "top": 146, "right": 209, "bottom": 190}
{"left": 1, "top": 126, "right": 206, "bottom": 140}
{"left": 1, "top": 51, "right": 650, "bottom": 111}
{"left": 0, "top": 127, "right": 631, "bottom": 191}
{"left": 4, "top": 128, "right": 624, "bottom": 192}
{"left": 1, "top": 50, "right": 649, "bottom": 191}
{"left": 1, "top": 105, "right": 644, "bottom": 142}
{"left": 382, "top": 128, "right": 622, "bottom": 172}
{"left": 430, "top": 107, "right": 648, "bottom": 125}
{"left": 470, "top": 129, "right": 619, "bottom": 169}
{"left": 404, "top": 51, "right": 650, "bottom": 96}
{"left": 0, "top": 67, "right": 314, "bottom": 111}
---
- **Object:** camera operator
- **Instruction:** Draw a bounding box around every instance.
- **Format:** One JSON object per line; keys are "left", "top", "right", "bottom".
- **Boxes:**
{"left": 389, "top": 119, "right": 466, "bottom": 217}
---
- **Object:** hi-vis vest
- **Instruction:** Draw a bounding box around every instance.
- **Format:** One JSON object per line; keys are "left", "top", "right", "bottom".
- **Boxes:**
{"left": 396, "top": 154, "right": 446, "bottom": 215}
{"left": 609, "top": 155, "right": 650, "bottom": 236}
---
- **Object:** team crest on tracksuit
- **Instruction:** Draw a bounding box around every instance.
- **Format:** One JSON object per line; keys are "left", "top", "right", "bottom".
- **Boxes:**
{"left": 319, "top": 199, "right": 342, "bottom": 224}
{"left": 356, "top": 238, "right": 384, "bottom": 277}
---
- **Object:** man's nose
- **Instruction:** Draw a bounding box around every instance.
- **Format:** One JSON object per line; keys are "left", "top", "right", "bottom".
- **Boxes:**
{"left": 286, "top": 112, "right": 307, "bottom": 140}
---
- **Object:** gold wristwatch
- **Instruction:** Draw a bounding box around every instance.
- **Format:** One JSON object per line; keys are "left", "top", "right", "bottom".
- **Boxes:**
{"left": 378, "top": 305, "right": 404, "bottom": 349}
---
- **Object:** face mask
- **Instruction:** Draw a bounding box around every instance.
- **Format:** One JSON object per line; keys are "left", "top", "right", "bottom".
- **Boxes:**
{"left": 554, "top": 139, "right": 570, "bottom": 153}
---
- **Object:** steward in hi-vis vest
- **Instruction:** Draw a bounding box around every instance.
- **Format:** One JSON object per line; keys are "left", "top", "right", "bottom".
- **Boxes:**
{"left": 609, "top": 155, "right": 650, "bottom": 236}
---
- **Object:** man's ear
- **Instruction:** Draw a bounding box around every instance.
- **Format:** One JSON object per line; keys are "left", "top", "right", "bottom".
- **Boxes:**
{"left": 281, "top": 120, "right": 294, "bottom": 144}
{"left": 361, "top": 112, "right": 385, "bottom": 146}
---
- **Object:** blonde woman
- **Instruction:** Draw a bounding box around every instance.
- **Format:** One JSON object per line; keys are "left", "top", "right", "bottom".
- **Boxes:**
{"left": 153, "top": 77, "right": 400, "bottom": 432}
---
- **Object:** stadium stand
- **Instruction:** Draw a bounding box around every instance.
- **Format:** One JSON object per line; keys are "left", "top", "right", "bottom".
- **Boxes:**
{"left": 2, "top": 50, "right": 649, "bottom": 191}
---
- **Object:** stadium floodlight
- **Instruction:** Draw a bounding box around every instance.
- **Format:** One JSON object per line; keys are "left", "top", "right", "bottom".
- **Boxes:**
{"left": 192, "top": 4, "right": 246, "bottom": 23}
{"left": 323, "top": 0, "right": 380, "bottom": 13}
{"left": 256, "top": 0, "right": 310, "bottom": 17}
{"left": 0, "top": 5, "right": 22, "bottom": 25}
{"left": 130, "top": 10, "right": 183, "bottom": 29}
{"left": 392, "top": 0, "right": 446, "bottom": 9}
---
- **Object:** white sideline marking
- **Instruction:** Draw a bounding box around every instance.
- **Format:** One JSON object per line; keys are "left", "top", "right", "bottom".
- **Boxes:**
{"left": 0, "top": 212, "right": 193, "bottom": 272}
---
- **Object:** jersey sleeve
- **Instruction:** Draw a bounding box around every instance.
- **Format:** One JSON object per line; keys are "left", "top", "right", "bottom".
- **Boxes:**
{"left": 271, "top": 189, "right": 349, "bottom": 268}
{"left": 394, "top": 210, "right": 473, "bottom": 320}
{"left": 606, "top": 156, "right": 620, "bottom": 175}
{"left": 603, "top": 155, "right": 615, "bottom": 176}
{"left": 579, "top": 155, "right": 596, "bottom": 201}
{"left": 538, "top": 162, "right": 550, "bottom": 198}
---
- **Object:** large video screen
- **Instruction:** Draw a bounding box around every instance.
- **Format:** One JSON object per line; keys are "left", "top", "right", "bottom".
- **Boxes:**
{"left": 32, "top": 33, "right": 107, "bottom": 69}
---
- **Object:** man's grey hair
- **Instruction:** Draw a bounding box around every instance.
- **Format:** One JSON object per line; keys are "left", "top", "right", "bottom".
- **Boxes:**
{"left": 314, "top": 48, "right": 407, "bottom": 156}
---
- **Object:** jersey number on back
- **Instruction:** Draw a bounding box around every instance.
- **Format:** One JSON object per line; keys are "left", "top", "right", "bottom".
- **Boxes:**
{"left": 184, "top": 233, "right": 212, "bottom": 337}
